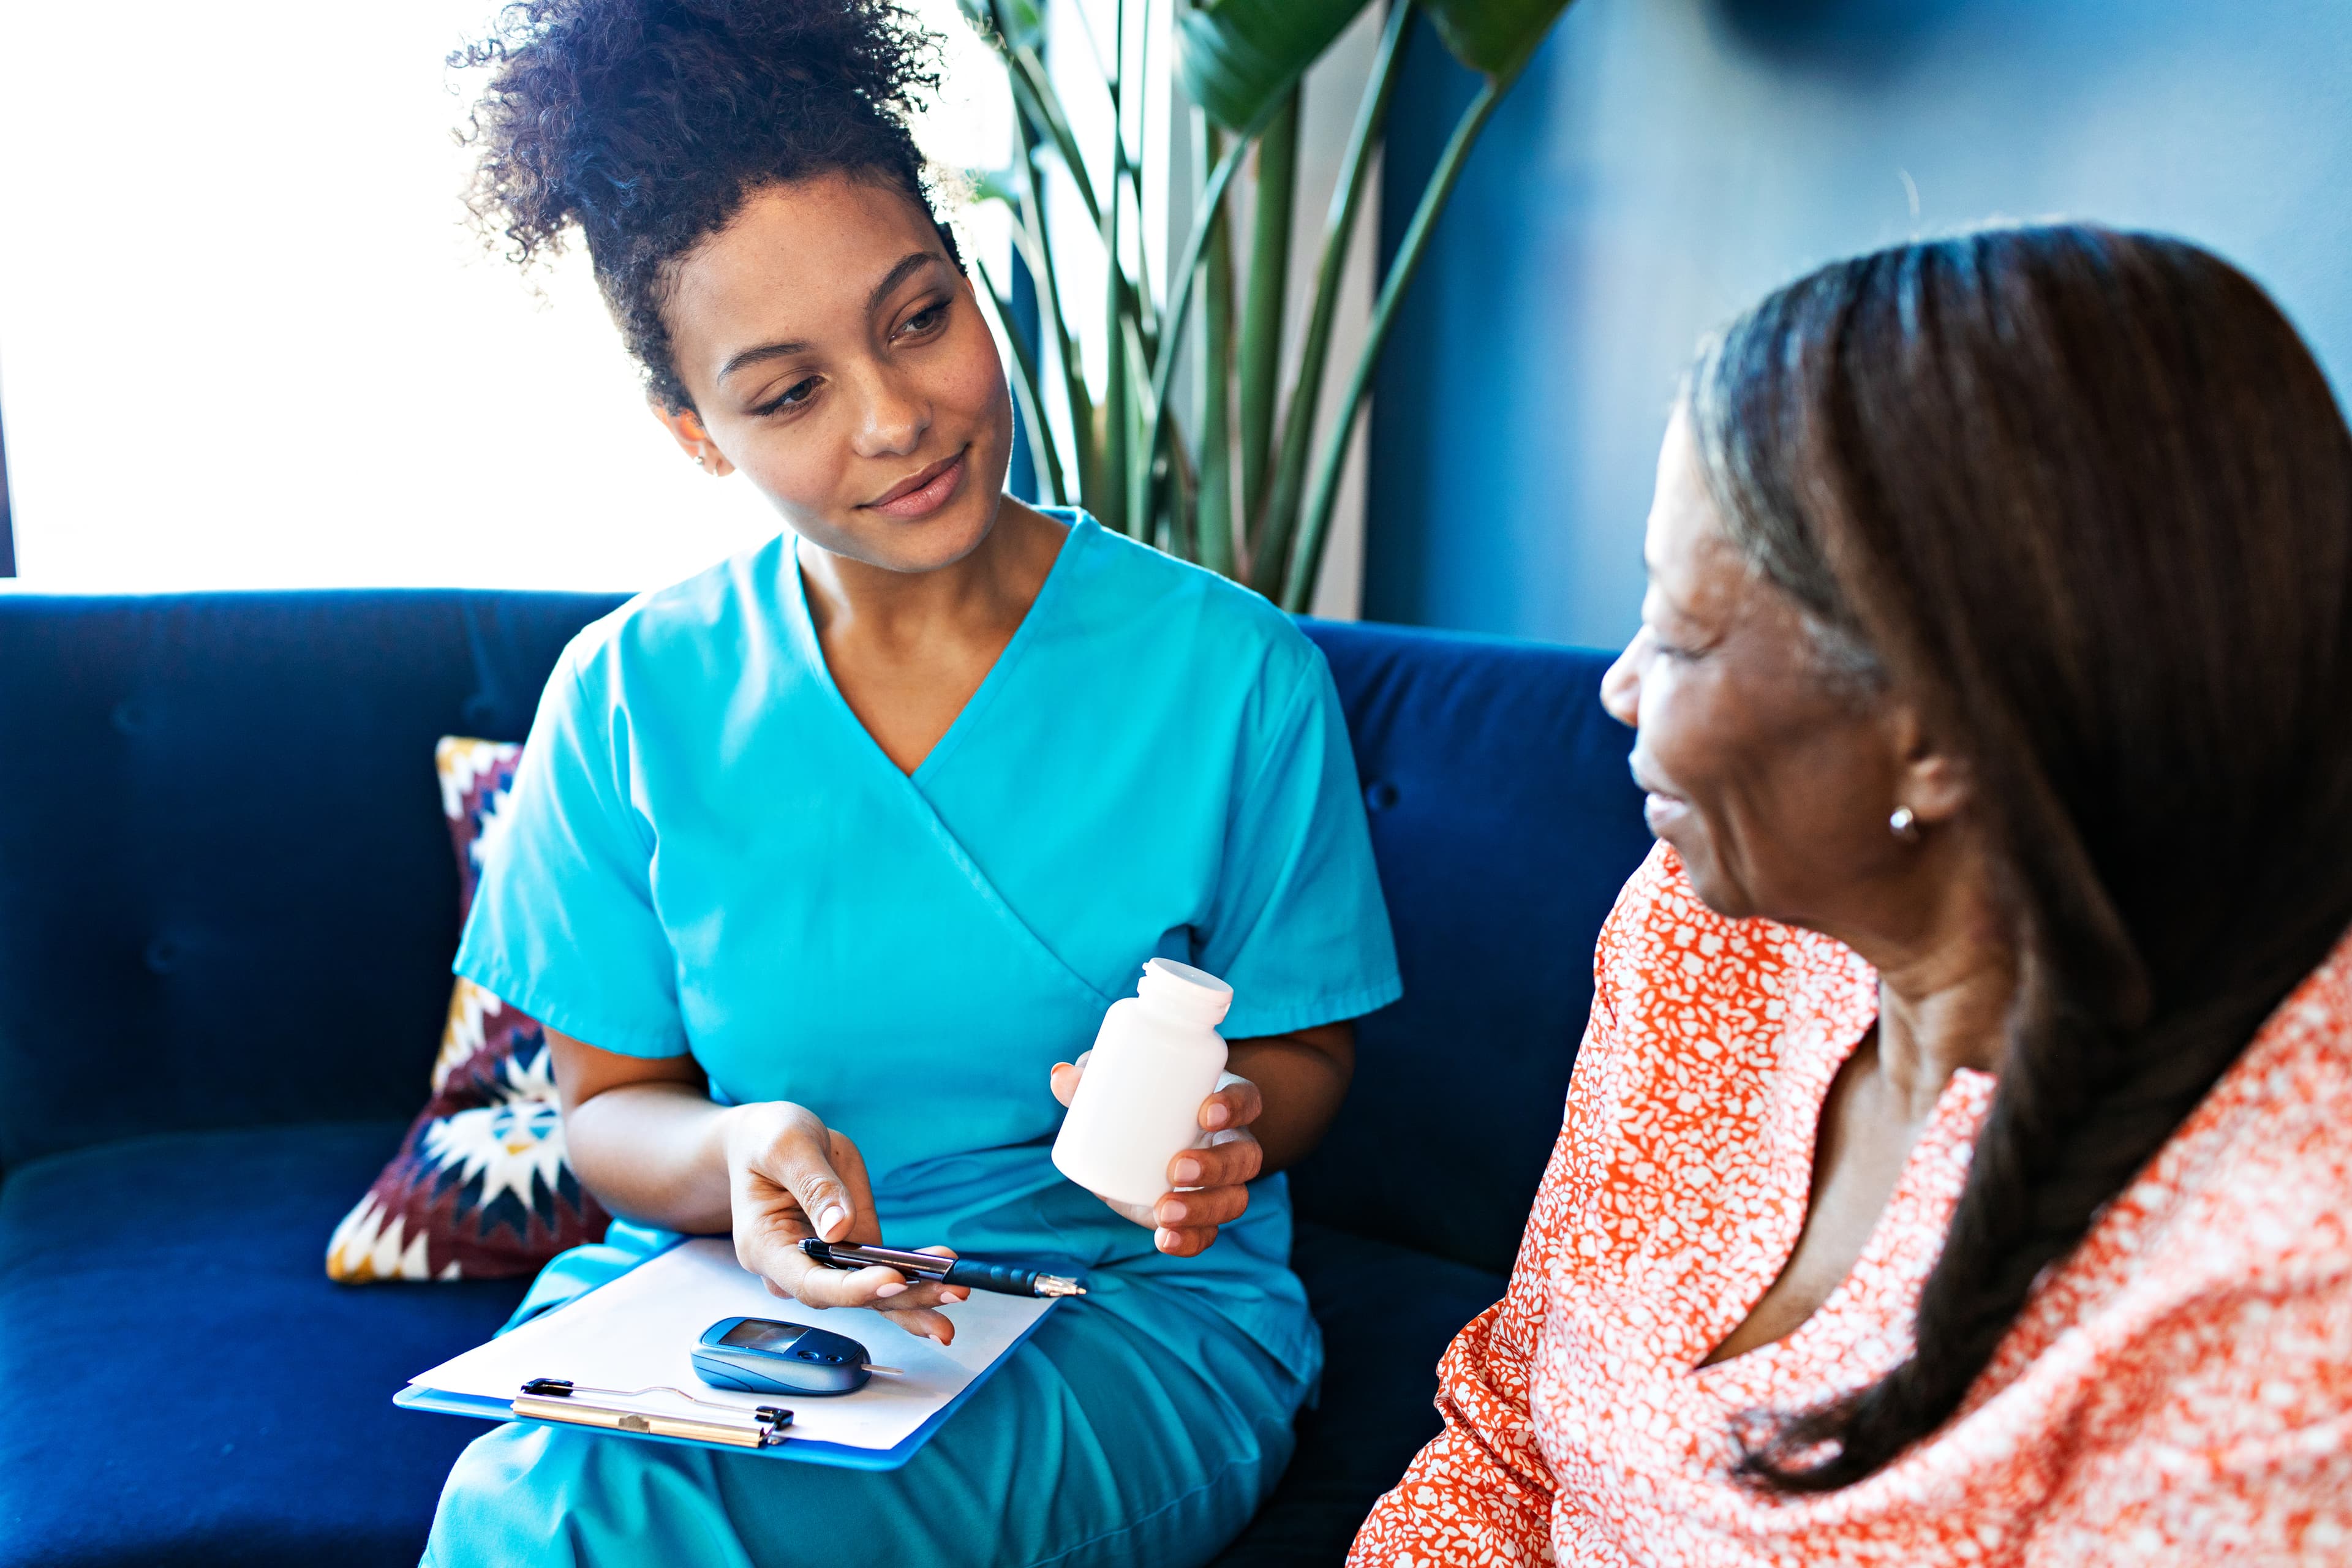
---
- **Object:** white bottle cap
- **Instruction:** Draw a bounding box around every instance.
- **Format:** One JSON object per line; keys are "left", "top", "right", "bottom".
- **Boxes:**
{"left": 1137, "top": 957, "right": 1234, "bottom": 1026}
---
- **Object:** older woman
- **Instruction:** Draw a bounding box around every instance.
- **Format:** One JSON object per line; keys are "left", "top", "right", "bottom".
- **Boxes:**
{"left": 1352, "top": 227, "right": 2352, "bottom": 1565}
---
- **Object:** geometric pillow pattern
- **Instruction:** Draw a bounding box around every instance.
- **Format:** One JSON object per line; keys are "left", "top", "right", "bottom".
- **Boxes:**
{"left": 326, "top": 737, "right": 611, "bottom": 1281}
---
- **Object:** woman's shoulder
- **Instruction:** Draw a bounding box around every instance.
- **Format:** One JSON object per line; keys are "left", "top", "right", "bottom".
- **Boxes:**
{"left": 1570, "top": 845, "right": 1879, "bottom": 1148}
{"left": 1596, "top": 843, "right": 1876, "bottom": 1032}
{"left": 555, "top": 533, "right": 795, "bottom": 694}
{"left": 1052, "top": 513, "right": 1324, "bottom": 694}
{"left": 2002, "top": 938, "right": 2352, "bottom": 1544}
{"left": 2052, "top": 926, "right": 2352, "bottom": 1319}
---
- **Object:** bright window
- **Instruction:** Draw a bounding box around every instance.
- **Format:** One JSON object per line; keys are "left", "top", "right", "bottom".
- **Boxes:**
{"left": 0, "top": 1, "right": 1011, "bottom": 592}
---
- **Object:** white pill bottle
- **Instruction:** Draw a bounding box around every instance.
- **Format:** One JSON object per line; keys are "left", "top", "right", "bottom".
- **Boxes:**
{"left": 1052, "top": 957, "right": 1234, "bottom": 1208}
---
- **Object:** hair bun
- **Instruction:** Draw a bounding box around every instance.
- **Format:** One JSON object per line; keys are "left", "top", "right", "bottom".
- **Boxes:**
{"left": 455, "top": 0, "right": 959, "bottom": 410}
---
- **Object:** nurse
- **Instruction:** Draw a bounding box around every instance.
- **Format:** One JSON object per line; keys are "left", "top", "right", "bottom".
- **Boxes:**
{"left": 423, "top": 2, "right": 1400, "bottom": 1566}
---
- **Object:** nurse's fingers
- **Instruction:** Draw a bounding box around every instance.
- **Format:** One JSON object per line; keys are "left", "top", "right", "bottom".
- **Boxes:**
{"left": 1047, "top": 1050, "right": 1094, "bottom": 1109}
{"left": 1167, "top": 1128, "right": 1262, "bottom": 1192}
{"left": 733, "top": 1202, "right": 845, "bottom": 1304}
{"left": 787, "top": 1254, "right": 962, "bottom": 1344}
{"left": 728, "top": 1110, "right": 899, "bottom": 1306}
{"left": 728, "top": 1102, "right": 868, "bottom": 1243}
{"left": 908, "top": 1243, "right": 969, "bottom": 1305}
{"left": 1153, "top": 1181, "right": 1249, "bottom": 1231}
{"left": 769, "top": 1250, "right": 958, "bottom": 1309}
{"left": 771, "top": 1122, "right": 869, "bottom": 1244}
{"left": 1152, "top": 1220, "right": 1229, "bottom": 1258}
{"left": 855, "top": 1246, "right": 968, "bottom": 1309}
{"left": 878, "top": 1304, "right": 957, "bottom": 1343}
{"left": 1198, "top": 1076, "right": 1262, "bottom": 1133}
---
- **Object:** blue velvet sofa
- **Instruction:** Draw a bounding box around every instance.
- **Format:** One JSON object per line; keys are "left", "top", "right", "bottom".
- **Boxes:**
{"left": 0, "top": 589, "right": 1651, "bottom": 1567}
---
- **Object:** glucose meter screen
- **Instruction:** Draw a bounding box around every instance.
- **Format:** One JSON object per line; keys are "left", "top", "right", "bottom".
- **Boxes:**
{"left": 721, "top": 1319, "right": 809, "bottom": 1351}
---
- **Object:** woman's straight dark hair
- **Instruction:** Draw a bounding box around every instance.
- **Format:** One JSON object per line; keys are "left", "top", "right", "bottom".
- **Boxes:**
{"left": 1688, "top": 225, "right": 2352, "bottom": 1491}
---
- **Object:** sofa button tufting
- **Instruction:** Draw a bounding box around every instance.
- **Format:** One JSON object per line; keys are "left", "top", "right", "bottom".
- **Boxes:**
{"left": 1364, "top": 780, "right": 1401, "bottom": 812}
{"left": 461, "top": 693, "right": 498, "bottom": 726}
{"left": 143, "top": 938, "right": 178, "bottom": 974}
{"left": 110, "top": 701, "right": 149, "bottom": 736}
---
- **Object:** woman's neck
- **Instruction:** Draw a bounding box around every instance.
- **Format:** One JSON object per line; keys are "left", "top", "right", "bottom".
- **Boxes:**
{"left": 1825, "top": 834, "right": 2018, "bottom": 1119}
{"left": 1872, "top": 950, "right": 2013, "bottom": 1120}
{"left": 799, "top": 496, "right": 1066, "bottom": 650}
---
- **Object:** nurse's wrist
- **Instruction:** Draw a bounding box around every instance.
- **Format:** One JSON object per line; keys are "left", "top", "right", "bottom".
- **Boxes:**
{"left": 713, "top": 1100, "right": 755, "bottom": 1167}
{"left": 718, "top": 1101, "right": 849, "bottom": 1208}
{"left": 717, "top": 1098, "right": 800, "bottom": 1169}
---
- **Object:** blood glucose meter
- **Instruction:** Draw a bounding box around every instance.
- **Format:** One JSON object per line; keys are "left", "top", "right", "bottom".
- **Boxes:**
{"left": 693, "top": 1316, "right": 876, "bottom": 1396}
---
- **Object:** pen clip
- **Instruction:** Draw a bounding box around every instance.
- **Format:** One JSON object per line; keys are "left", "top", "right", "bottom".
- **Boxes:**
{"left": 799, "top": 1238, "right": 943, "bottom": 1277}
{"left": 514, "top": 1378, "right": 793, "bottom": 1448}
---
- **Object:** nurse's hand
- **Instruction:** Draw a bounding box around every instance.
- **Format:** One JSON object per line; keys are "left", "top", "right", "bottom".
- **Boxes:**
{"left": 1048, "top": 1055, "right": 1264, "bottom": 1258}
{"left": 720, "top": 1101, "right": 967, "bottom": 1344}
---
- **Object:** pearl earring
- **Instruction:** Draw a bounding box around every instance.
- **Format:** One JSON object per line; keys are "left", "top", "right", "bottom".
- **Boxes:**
{"left": 1890, "top": 806, "right": 1921, "bottom": 842}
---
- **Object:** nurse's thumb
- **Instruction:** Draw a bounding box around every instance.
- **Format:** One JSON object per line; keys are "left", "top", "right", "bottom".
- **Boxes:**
{"left": 780, "top": 1155, "right": 857, "bottom": 1242}
{"left": 745, "top": 1104, "right": 861, "bottom": 1243}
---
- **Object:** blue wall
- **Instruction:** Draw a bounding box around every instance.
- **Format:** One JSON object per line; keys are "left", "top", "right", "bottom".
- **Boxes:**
{"left": 1366, "top": 0, "right": 2352, "bottom": 649}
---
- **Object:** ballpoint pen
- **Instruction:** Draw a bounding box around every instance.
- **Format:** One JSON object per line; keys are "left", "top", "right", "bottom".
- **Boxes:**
{"left": 514, "top": 1378, "right": 793, "bottom": 1447}
{"left": 799, "top": 1238, "right": 1088, "bottom": 1298}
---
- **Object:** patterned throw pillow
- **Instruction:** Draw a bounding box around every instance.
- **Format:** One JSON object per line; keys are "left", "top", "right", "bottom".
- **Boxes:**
{"left": 326, "top": 738, "right": 611, "bottom": 1281}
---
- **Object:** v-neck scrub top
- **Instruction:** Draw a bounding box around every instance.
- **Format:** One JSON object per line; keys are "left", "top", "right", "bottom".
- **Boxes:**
{"left": 426, "top": 513, "right": 1401, "bottom": 1568}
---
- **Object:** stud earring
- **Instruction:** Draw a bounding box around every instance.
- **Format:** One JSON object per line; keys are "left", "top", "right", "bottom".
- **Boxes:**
{"left": 1890, "top": 806, "right": 1921, "bottom": 842}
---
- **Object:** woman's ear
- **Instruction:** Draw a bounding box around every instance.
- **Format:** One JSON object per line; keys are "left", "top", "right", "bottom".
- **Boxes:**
{"left": 1888, "top": 702, "right": 1973, "bottom": 827}
{"left": 649, "top": 398, "right": 736, "bottom": 477}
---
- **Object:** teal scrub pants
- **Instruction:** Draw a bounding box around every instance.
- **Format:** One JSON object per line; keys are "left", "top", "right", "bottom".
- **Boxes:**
{"left": 423, "top": 1263, "right": 1309, "bottom": 1568}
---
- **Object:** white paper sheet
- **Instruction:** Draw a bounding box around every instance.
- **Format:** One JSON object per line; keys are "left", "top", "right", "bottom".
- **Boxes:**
{"left": 409, "top": 1238, "right": 1056, "bottom": 1452}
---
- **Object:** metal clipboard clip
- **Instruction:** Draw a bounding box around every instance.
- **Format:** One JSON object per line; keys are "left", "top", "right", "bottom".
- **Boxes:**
{"left": 513, "top": 1377, "right": 793, "bottom": 1449}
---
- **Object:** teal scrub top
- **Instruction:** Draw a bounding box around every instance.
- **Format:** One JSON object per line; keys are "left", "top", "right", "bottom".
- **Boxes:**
{"left": 455, "top": 512, "right": 1401, "bottom": 1371}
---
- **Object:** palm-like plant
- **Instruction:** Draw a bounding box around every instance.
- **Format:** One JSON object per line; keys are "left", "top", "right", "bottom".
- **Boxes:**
{"left": 958, "top": 0, "right": 1575, "bottom": 610}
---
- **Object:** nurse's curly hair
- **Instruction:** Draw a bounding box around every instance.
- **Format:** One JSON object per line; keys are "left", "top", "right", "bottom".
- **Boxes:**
{"left": 453, "top": 0, "right": 962, "bottom": 412}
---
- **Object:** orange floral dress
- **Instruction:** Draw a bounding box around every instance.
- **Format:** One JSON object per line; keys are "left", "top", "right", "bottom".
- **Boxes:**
{"left": 1352, "top": 845, "right": 2352, "bottom": 1567}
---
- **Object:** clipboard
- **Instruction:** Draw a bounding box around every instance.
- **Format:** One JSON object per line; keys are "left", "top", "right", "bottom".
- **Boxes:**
{"left": 398, "top": 1237, "right": 1063, "bottom": 1471}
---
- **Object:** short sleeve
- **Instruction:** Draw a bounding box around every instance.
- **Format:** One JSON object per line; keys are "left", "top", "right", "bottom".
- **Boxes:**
{"left": 453, "top": 641, "right": 689, "bottom": 1058}
{"left": 1193, "top": 646, "right": 1402, "bottom": 1038}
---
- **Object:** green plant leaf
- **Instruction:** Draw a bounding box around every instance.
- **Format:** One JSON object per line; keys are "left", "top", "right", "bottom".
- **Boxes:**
{"left": 1236, "top": 91, "right": 1297, "bottom": 527}
{"left": 1420, "top": 0, "right": 1577, "bottom": 78}
{"left": 956, "top": 0, "right": 1044, "bottom": 55}
{"left": 1193, "top": 121, "right": 1237, "bottom": 579}
{"left": 1251, "top": 0, "right": 1412, "bottom": 597}
{"left": 1286, "top": 72, "right": 1509, "bottom": 609}
{"left": 1173, "top": 0, "right": 1373, "bottom": 131}
{"left": 973, "top": 256, "right": 1069, "bottom": 506}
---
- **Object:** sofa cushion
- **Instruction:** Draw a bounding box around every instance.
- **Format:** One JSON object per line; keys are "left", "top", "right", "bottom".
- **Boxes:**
{"left": 0, "top": 590, "right": 626, "bottom": 1172}
{"left": 0, "top": 1123, "right": 529, "bottom": 1568}
{"left": 1212, "top": 1218, "right": 1506, "bottom": 1567}
{"left": 1, "top": 1134, "right": 1498, "bottom": 1568}
{"left": 1293, "top": 620, "right": 1653, "bottom": 1273}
